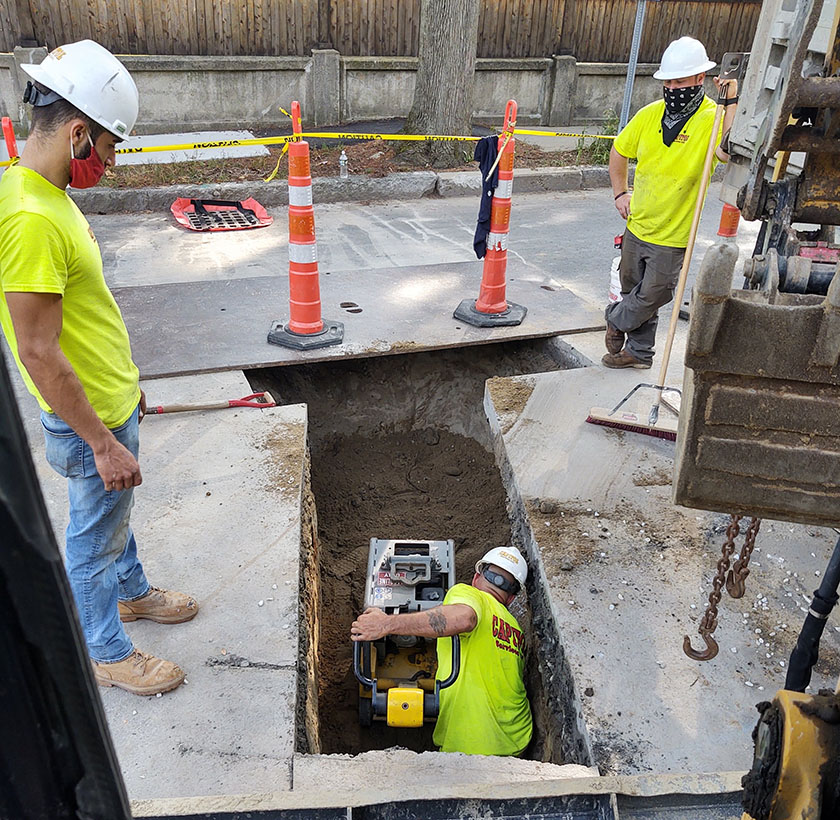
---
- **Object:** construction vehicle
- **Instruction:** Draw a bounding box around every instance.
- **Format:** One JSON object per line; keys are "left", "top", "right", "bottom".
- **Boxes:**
{"left": 353, "top": 538, "right": 460, "bottom": 728}
{"left": 674, "top": 0, "right": 840, "bottom": 816}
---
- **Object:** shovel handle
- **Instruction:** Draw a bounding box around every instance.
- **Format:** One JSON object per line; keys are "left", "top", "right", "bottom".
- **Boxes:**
{"left": 146, "top": 391, "right": 277, "bottom": 415}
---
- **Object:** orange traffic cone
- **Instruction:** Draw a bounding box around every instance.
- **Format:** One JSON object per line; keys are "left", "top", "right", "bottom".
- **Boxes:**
{"left": 268, "top": 101, "right": 343, "bottom": 350}
{"left": 2, "top": 117, "right": 18, "bottom": 161}
{"left": 717, "top": 202, "right": 740, "bottom": 237}
{"left": 454, "top": 100, "right": 526, "bottom": 327}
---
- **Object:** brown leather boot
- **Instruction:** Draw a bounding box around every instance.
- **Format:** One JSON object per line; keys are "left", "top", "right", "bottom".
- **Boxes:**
{"left": 605, "top": 323, "right": 625, "bottom": 354}
{"left": 601, "top": 349, "right": 652, "bottom": 369}
{"left": 93, "top": 649, "right": 185, "bottom": 695}
{"left": 119, "top": 587, "right": 199, "bottom": 624}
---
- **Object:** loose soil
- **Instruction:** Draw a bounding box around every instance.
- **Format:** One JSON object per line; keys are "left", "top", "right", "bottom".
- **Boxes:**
{"left": 311, "top": 427, "right": 512, "bottom": 754}
{"left": 103, "top": 137, "right": 610, "bottom": 189}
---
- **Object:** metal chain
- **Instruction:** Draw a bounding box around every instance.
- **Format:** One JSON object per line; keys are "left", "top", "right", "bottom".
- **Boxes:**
{"left": 727, "top": 517, "right": 762, "bottom": 599}
{"left": 684, "top": 514, "right": 742, "bottom": 660}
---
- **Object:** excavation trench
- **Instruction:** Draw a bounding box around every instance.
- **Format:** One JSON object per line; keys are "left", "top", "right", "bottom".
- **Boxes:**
{"left": 248, "top": 338, "right": 591, "bottom": 762}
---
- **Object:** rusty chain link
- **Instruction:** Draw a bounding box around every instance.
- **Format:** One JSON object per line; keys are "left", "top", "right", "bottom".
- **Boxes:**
{"left": 683, "top": 514, "right": 742, "bottom": 661}
{"left": 726, "top": 517, "right": 762, "bottom": 599}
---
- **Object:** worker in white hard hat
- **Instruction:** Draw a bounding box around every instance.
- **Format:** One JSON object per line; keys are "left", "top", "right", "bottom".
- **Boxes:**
{"left": 0, "top": 41, "right": 197, "bottom": 696}
{"left": 603, "top": 36, "right": 738, "bottom": 369}
{"left": 352, "top": 545, "right": 532, "bottom": 756}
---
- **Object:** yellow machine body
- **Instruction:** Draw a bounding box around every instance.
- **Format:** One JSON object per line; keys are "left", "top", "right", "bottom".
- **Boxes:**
{"left": 386, "top": 686, "right": 425, "bottom": 728}
{"left": 742, "top": 688, "right": 840, "bottom": 820}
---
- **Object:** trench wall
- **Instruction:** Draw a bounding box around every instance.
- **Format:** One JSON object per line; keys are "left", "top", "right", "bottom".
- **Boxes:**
{"left": 485, "top": 384, "right": 596, "bottom": 767}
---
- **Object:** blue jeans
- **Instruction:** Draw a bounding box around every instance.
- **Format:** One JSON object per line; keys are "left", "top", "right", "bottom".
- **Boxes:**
{"left": 41, "top": 405, "right": 150, "bottom": 663}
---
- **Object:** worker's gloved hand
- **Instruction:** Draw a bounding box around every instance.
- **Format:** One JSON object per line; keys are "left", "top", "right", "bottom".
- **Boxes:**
{"left": 351, "top": 607, "right": 390, "bottom": 642}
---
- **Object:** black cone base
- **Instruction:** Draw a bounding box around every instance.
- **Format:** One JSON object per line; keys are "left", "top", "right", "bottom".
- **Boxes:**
{"left": 267, "top": 319, "right": 344, "bottom": 350}
{"left": 453, "top": 299, "right": 527, "bottom": 328}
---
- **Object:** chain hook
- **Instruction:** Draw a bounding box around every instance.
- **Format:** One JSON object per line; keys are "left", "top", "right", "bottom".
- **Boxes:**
{"left": 683, "top": 631, "right": 719, "bottom": 661}
{"left": 726, "top": 568, "right": 747, "bottom": 598}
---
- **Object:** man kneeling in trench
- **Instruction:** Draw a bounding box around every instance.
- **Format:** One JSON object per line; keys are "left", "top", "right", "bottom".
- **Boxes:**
{"left": 350, "top": 546, "right": 533, "bottom": 756}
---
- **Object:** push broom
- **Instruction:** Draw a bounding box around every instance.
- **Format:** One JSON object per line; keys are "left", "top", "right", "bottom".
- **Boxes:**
{"left": 586, "top": 69, "right": 735, "bottom": 442}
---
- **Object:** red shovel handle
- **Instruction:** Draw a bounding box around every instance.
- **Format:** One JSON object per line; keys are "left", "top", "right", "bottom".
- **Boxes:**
{"left": 227, "top": 392, "right": 277, "bottom": 408}
{"left": 146, "top": 391, "right": 277, "bottom": 415}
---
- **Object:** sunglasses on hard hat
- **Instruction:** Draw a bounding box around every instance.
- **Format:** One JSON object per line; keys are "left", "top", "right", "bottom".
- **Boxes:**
{"left": 481, "top": 565, "right": 520, "bottom": 596}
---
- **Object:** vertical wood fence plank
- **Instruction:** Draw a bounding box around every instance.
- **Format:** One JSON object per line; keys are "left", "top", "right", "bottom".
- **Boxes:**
{"left": 2, "top": 0, "right": 762, "bottom": 61}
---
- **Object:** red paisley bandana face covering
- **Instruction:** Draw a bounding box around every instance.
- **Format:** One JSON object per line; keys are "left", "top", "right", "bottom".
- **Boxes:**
{"left": 69, "top": 133, "right": 105, "bottom": 188}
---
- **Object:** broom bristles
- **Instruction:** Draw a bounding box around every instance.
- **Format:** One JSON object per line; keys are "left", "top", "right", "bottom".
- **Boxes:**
{"left": 585, "top": 414, "right": 677, "bottom": 441}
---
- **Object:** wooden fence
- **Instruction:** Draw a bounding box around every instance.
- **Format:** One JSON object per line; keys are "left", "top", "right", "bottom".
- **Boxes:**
{"left": 1, "top": 0, "right": 761, "bottom": 62}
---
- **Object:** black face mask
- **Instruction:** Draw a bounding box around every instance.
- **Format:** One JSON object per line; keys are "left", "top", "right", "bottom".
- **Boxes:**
{"left": 663, "top": 84, "right": 703, "bottom": 118}
{"left": 661, "top": 84, "right": 705, "bottom": 146}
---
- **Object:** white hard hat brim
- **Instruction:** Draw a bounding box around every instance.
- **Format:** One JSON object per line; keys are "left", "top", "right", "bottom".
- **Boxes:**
{"left": 653, "top": 59, "right": 717, "bottom": 80}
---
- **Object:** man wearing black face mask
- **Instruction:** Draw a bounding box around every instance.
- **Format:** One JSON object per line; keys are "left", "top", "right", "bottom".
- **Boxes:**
{"left": 603, "top": 36, "right": 738, "bottom": 369}
{"left": 0, "top": 41, "right": 197, "bottom": 696}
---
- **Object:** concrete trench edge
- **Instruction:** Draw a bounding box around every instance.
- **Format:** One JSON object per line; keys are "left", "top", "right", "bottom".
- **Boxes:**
{"left": 70, "top": 166, "right": 613, "bottom": 214}
{"left": 130, "top": 771, "right": 747, "bottom": 817}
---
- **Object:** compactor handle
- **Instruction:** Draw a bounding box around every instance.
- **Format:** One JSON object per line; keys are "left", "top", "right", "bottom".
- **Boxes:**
{"left": 437, "top": 634, "right": 460, "bottom": 690}
{"left": 353, "top": 640, "right": 375, "bottom": 688}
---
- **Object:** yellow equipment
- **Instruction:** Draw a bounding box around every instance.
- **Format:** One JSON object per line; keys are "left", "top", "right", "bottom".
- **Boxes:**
{"left": 741, "top": 688, "right": 840, "bottom": 819}
{"left": 354, "top": 539, "right": 460, "bottom": 728}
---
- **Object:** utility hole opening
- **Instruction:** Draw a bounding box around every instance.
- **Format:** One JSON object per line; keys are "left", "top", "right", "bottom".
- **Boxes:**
{"left": 247, "top": 337, "right": 589, "bottom": 760}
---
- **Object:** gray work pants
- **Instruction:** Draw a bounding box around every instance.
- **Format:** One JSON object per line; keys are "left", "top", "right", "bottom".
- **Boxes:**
{"left": 604, "top": 229, "right": 686, "bottom": 364}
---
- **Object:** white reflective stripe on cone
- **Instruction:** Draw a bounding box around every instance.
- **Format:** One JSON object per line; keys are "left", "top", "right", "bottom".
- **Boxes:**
{"left": 495, "top": 178, "right": 513, "bottom": 200}
{"left": 486, "top": 232, "right": 508, "bottom": 251}
{"left": 288, "top": 186, "right": 313, "bottom": 207}
{"left": 289, "top": 242, "right": 318, "bottom": 264}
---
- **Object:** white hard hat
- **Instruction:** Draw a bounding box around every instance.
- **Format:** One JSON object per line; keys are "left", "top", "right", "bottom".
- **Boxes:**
{"left": 653, "top": 37, "right": 716, "bottom": 81}
{"left": 476, "top": 546, "right": 528, "bottom": 586}
{"left": 21, "top": 40, "right": 139, "bottom": 138}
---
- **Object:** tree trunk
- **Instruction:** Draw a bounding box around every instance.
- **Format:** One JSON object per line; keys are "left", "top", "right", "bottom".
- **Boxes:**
{"left": 403, "top": 0, "right": 481, "bottom": 167}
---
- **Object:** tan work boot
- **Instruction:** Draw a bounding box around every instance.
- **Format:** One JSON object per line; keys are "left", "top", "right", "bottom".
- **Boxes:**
{"left": 601, "top": 349, "right": 652, "bottom": 369}
{"left": 605, "top": 323, "right": 625, "bottom": 354}
{"left": 119, "top": 586, "right": 199, "bottom": 624}
{"left": 93, "top": 649, "right": 185, "bottom": 695}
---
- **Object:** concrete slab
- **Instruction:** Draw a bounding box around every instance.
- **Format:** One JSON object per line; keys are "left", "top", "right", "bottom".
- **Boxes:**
{"left": 116, "top": 131, "right": 270, "bottom": 165}
{"left": 292, "top": 751, "right": 597, "bottom": 793}
{"left": 113, "top": 260, "right": 604, "bottom": 379}
{"left": 16, "top": 369, "right": 308, "bottom": 800}
{"left": 485, "top": 366, "right": 840, "bottom": 775}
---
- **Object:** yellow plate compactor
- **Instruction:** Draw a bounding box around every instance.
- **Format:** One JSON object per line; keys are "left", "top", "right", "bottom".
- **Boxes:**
{"left": 354, "top": 538, "right": 460, "bottom": 728}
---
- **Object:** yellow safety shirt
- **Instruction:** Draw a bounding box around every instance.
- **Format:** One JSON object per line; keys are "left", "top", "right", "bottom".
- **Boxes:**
{"left": 614, "top": 96, "right": 722, "bottom": 248}
{"left": 0, "top": 165, "right": 140, "bottom": 428}
{"left": 433, "top": 583, "right": 532, "bottom": 756}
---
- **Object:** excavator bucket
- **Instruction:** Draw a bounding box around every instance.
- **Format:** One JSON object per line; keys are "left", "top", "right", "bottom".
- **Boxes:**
{"left": 673, "top": 243, "right": 840, "bottom": 526}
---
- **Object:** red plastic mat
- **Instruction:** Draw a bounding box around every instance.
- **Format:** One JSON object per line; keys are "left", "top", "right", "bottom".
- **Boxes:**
{"left": 170, "top": 198, "right": 272, "bottom": 232}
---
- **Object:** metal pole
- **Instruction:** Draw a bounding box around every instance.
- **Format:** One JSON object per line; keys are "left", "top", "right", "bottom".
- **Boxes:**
{"left": 619, "top": 0, "right": 647, "bottom": 131}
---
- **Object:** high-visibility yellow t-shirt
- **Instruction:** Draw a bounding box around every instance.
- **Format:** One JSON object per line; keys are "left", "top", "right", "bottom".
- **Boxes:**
{"left": 614, "top": 96, "right": 722, "bottom": 248}
{"left": 433, "top": 583, "right": 532, "bottom": 756}
{"left": 0, "top": 165, "right": 140, "bottom": 428}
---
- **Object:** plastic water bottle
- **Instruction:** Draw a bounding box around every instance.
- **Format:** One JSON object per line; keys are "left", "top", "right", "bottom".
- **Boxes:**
{"left": 339, "top": 149, "right": 348, "bottom": 179}
{"left": 608, "top": 235, "right": 623, "bottom": 304}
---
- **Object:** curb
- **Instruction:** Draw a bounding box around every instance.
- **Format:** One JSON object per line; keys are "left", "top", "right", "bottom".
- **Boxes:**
{"left": 69, "top": 165, "right": 721, "bottom": 214}
{"left": 70, "top": 166, "right": 616, "bottom": 214}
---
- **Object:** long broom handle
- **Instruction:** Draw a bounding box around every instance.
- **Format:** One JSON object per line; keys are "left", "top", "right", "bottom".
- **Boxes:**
{"left": 651, "top": 100, "right": 725, "bottom": 407}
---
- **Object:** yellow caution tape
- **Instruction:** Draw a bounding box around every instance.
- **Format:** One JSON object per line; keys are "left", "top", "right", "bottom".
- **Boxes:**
{"left": 263, "top": 142, "right": 289, "bottom": 182}
{"left": 513, "top": 128, "right": 615, "bottom": 140}
{"left": 115, "top": 130, "right": 480, "bottom": 156}
{"left": 111, "top": 128, "right": 615, "bottom": 158}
